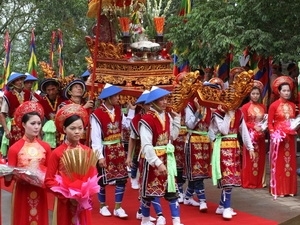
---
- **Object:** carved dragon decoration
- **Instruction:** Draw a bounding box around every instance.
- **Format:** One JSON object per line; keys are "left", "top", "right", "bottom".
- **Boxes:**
{"left": 39, "top": 61, "right": 77, "bottom": 90}
{"left": 169, "top": 69, "right": 254, "bottom": 113}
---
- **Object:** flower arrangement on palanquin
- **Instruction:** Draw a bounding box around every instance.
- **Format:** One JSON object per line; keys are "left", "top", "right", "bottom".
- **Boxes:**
{"left": 168, "top": 69, "right": 255, "bottom": 113}
{"left": 85, "top": 0, "right": 174, "bottom": 103}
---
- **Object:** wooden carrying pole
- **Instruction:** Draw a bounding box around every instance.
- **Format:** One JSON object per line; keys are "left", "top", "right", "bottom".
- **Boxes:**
{"left": 86, "top": 0, "right": 102, "bottom": 147}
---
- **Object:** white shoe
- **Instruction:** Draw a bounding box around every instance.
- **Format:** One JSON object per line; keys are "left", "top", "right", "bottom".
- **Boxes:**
{"left": 136, "top": 211, "right": 156, "bottom": 222}
{"left": 141, "top": 217, "right": 155, "bottom": 225}
{"left": 183, "top": 197, "right": 200, "bottom": 207}
{"left": 199, "top": 201, "right": 208, "bottom": 212}
{"left": 156, "top": 215, "right": 166, "bottom": 225}
{"left": 99, "top": 206, "right": 112, "bottom": 216}
{"left": 108, "top": 180, "right": 116, "bottom": 185}
{"left": 222, "top": 208, "right": 232, "bottom": 219}
{"left": 113, "top": 207, "right": 128, "bottom": 218}
{"left": 215, "top": 206, "right": 237, "bottom": 216}
{"left": 131, "top": 178, "right": 140, "bottom": 189}
{"left": 177, "top": 193, "right": 184, "bottom": 203}
{"left": 172, "top": 217, "right": 184, "bottom": 225}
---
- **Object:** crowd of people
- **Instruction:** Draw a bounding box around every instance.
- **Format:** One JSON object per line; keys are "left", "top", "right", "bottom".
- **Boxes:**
{"left": 0, "top": 62, "right": 299, "bottom": 225}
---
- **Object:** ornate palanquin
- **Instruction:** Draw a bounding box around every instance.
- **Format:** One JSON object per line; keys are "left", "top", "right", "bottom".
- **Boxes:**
{"left": 85, "top": 32, "right": 254, "bottom": 112}
{"left": 83, "top": 1, "right": 255, "bottom": 112}
{"left": 84, "top": 35, "right": 175, "bottom": 104}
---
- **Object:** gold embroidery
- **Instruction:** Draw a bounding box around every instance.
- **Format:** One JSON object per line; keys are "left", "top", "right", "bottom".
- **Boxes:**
{"left": 179, "top": 127, "right": 187, "bottom": 135}
{"left": 30, "top": 191, "right": 38, "bottom": 199}
{"left": 154, "top": 111, "right": 166, "bottom": 131}
{"left": 104, "top": 133, "right": 121, "bottom": 141}
{"left": 200, "top": 107, "right": 207, "bottom": 121}
{"left": 13, "top": 90, "right": 24, "bottom": 104}
{"left": 107, "top": 111, "right": 115, "bottom": 122}
{"left": 27, "top": 147, "right": 39, "bottom": 156}
{"left": 45, "top": 96, "right": 58, "bottom": 111}
{"left": 30, "top": 208, "right": 38, "bottom": 217}
{"left": 156, "top": 132, "right": 168, "bottom": 146}
{"left": 221, "top": 140, "right": 239, "bottom": 148}
{"left": 230, "top": 115, "right": 235, "bottom": 128}
{"left": 154, "top": 149, "right": 166, "bottom": 156}
{"left": 140, "top": 148, "right": 166, "bottom": 158}
{"left": 190, "top": 135, "right": 210, "bottom": 143}
{"left": 281, "top": 103, "right": 292, "bottom": 119}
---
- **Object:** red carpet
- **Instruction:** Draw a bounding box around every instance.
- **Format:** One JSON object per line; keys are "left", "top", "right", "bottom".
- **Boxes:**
{"left": 89, "top": 184, "right": 278, "bottom": 225}
{"left": 2, "top": 178, "right": 278, "bottom": 225}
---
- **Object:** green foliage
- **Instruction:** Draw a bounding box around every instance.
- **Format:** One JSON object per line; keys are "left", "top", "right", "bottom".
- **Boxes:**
{"left": 2, "top": 0, "right": 300, "bottom": 77}
{"left": 0, "top": 0, "right": 95, "bottom": 78}
{"left": 35, "top": 0, "right": 94, "bottom": 76}
{"left": 166, "top": 0, "right": 300, "bottom": 69}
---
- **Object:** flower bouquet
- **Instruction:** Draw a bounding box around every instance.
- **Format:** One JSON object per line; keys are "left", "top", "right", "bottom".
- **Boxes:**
{"left": 0, "top": 164, "right": 14, "bottom": 176}
{"left": 13, "top": 164, "right": 46, "bottom": 187}
{"left": 249, "top": 114, "right": 268, "bottom": 144}
{"left": 289, "top": 115, "right": 300, "bottom": 131}
{"left": 259, "top": 114, "right": 268, "bottom": 131}
{"left": 276, "top": 116, "right": 300, "bottom": 135}
{"left": 50, "top": 147, "right": 100, "bottom": 224}
{"left": 0, "top": 163, "right": 46, "bottom": 187}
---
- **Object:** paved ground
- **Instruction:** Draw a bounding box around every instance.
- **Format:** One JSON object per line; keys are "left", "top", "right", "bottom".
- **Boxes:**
{"left": 206, "top": 152, "right": 300, "bottom": 224}
{"left": 1, "top": 153, "right": 300, "bottom": 224}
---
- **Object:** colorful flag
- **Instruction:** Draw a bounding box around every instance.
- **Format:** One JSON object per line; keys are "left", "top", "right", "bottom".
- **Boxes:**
{"left": 217, "top": 53, "right": 231, "bottom": 82}
{"left": 49, "top": 31, "right": 56, "bottom": 68}
{"left": 172, "top": 51, "right": 189, "bottom": 76}
{"left": 27, "top": 28, "right": 38, "bottom": 90}
{"left": 1, "top": 31, "right": 11, "bottom": 90}
{"left": 254, "top": 57, "right": 271, "bottom": 107}
{"left": 57, "top": 29, "right": 64, "bottom": 78}
{"left": 179, "top": 0, "right": 192, "bottom": 15}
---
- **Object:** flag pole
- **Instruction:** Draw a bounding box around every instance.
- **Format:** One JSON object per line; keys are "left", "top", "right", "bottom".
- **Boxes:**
{"left": 86, "top": 0, "right": 102, "bottom": 147}
{"left": 49, "top": 31, "right": 56, "bottom": 68}
{"left": 90, "top": 0, "right": 102, "bottom": 99}
{"left": 57, "top": 29, "right": 64, "bottom": 79}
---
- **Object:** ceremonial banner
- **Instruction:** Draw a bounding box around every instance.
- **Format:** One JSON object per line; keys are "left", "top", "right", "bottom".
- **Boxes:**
{"left": 57, "top": 29, "right": 64, "bottom": 78}
{"left": 27, "top": 29, "right": 38, "bottom": 90}
{"left": 1, "top": 31, "right": 11, "bottom": 90}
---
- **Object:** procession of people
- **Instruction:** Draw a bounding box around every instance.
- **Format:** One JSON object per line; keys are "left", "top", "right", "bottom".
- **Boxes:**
{"left": 0, "top": 61, "right": 299, "bottom": 225}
